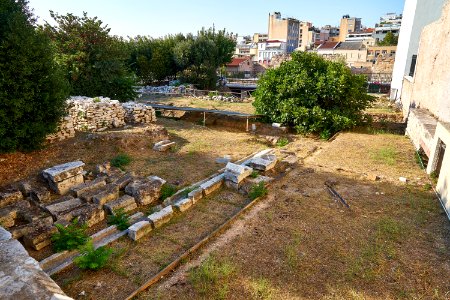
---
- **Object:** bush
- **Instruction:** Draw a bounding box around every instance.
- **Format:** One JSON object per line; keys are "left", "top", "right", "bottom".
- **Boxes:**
{"left": 107, "top": 208, "right": 130, "bottom": 230}
{"left": 159, "top": 184, "right": 178, "bottom": 200}
{"left": 253, "top": 52, "right": 374, "bottom": 136}
{"left": 248, "top": 182, "right": 268, "bottom": 200}
{"left": 276, "top": 137, "right": 289, "bottom": 147}
{"left": 74, "top": 241, "right": 113, "bottom": 270}
{"left": 0, "top": 0, "right": 69, "bottom": 152}
{"left": 52, "top": 218, "right": 89, "bottom": 252}
{"left": 110, "top": 154, "right": 132, "bottom": 170}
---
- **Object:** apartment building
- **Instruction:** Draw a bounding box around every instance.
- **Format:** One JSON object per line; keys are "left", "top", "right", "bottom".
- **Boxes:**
{"left": 339, "top": 15, "right": 362, "bottom": 42}
{"left": 268, "top": 12, "right": 300, "bottom": 53}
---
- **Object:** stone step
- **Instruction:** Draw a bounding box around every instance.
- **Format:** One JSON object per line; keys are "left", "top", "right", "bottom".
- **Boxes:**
{"left": 147, "top": 206, "right": 173, "bottom": 228}
{"left": 173, "top": 198, "right": 193, "bottom": 213}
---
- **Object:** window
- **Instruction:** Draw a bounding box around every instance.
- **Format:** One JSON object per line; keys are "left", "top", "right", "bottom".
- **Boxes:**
{"left": 409, "top": 54, "right": 417, "bottom": 77}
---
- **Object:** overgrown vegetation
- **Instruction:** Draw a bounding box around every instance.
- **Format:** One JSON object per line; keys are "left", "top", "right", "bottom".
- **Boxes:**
{"left": 107, "top": 208, "right": 130, "bottom": 230}
{"left": 250, "top": 170, "right": 259, "bottom": 178}
{"left": 254, "top": 52, "right": 374, "bottom": 136}
{"left": 189, "top": 255, "right": 236, "bottom": 299}
{"left": 377, "top": 31, "right": 398, "bottom": 46}
{"left": 74, "top": 241, "right": 113, "bottom": 270}
{"left": 110, "top": 153, "right": 132, "bottom": 170}
{"left": 249, "top": 182, "right": 268, "bottom": 200}
{"left": 0, "top": 0, "right": 69, "bottom": 152}
{"left": 52, "top": 218, "right": 89, "bottom": 252}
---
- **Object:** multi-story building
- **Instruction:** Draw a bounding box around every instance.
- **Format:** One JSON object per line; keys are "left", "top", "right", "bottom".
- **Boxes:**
{"left": 253, "top": 33, "right": 268, "bottom": 43}
{"left": 298, "top": 22, "right": 319, "bottom": 51}
{"left": 395, "top": 0, "right": 450, "bottom": 218}
{"left": 319, "top": 25, "right": 340, "bottom": 42}
{"left": 316, "top": 41, "right": 369, "bottom": 68}
{"left": 257, "top": 40, "right": 287, "bottom": 65}
{"left": 268, "top": 12, "right": 300, "bottom": 53}
{"left": 339, "top": 15, "right": 362, "bottom": 42}
{"left": 345, "top": 30, "right": 376, "bottom": 46}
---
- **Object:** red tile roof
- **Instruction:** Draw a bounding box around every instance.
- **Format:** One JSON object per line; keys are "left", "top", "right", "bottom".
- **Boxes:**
{"left": 317, "top": 41, "right": 339, "bottom": 50}
{"left": 227, "top": 57, "right": 251, "bottom": 67}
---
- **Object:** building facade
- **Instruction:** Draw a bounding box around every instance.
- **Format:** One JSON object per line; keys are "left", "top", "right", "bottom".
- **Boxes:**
{"left": 390, "top": 0, "right": 447, "bottom": 101}
{"left": 398, "top": 0, "right": 450, "bottom": 218}
{"left": 339, "top": 15, "right": 362, "bottom": 42}
{"left": 268, "top": 12, "right": 300, "bottom": 53}
{"left": 257, "top": 40, "right": 287, "bottom": 65}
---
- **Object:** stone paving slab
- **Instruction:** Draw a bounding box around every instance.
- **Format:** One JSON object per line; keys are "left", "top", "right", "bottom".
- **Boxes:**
{"left": 45, "top": 197, "right": 84, "bottom": 220}
{"left": 70, "top": 177, "right": 106, "bottom": 197}
{"left": 42, "top": 161, "right": 85, "bottom": 183}
{"left": 200, "top": 174, "right": 224, "bottom": 196}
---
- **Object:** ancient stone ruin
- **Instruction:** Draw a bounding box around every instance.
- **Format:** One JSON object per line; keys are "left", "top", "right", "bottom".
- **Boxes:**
{"left": 47, "top": 96, "right": 157, "bottom": 142}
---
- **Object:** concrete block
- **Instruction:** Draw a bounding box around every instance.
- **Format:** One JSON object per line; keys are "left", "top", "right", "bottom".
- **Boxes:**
{"left": 42, "top": 161, "right": 85, "bottom": 183}
{"left": 0, "top": 191, "right": 23, "bottom": 209}
{"left": 173, "top": 198, "right": 193, "bottom": 212}
{"left": 128, "top": 221, "right": 152, "bottom": 241}
{"left": 188, "top": 187, "right": 203, "bottom": 203}
{"left": 92, "top": 184, "right": 119, "bottom": 205}
{"left": 148, "top": 206, "right": 173, "bottom": 228}
{"left": 70, "top": 177, "right": 106, "bottom": 197}
{"left": 200, "top": 174, "right": 224, "bottom": 196}
{"left": 104, "top": 195, "right": 137, "bottom": 215}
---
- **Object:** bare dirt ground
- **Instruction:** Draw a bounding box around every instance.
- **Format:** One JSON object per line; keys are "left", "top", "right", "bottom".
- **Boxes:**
{"left": 141, "top": 132, "right": 450, "bottom": 300}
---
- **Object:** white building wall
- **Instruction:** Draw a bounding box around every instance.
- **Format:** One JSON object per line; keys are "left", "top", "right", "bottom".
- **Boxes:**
{"left": 391, "top": 0, "right": 447, "bottom": 101}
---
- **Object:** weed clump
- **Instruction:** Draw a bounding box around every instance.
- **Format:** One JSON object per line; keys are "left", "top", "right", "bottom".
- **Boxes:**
{"left": 110, "top": 154, "right": 132, "bottom": 170}
{"left": 249, "top": 182, "right": 268, "bottom": 200}
{"left": 160, "top": 184, "right": 178, "bottom": 200}
{"left": 52, "top": 218, "right": 89, "bottom": 252}
{"left": 107, "top": 208, "right": 130, "bottom": 230}
{"left": 74, "top": 241, "right": 113, "bottom": 270}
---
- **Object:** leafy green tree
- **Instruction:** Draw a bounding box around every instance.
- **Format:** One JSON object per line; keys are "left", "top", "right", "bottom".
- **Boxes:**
{"left": 253, "top": 52, "right": 374, "bottom": 137}
{"left": 43, "top": 12, "right": 136, "bottom": 101}
{"left": 0, "top": 0, "right": 69, "bottom": 152}
{"left": 378, "top": 31, "right": 398, "bottom": 46}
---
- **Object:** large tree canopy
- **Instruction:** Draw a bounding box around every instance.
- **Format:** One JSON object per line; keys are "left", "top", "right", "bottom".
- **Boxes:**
{"left": 253, "top": 52, "right": 374, "bottom": 138}
{"left": 0, "top": 0, "right": 69, "bottom": 152}
{"left": 43, "top": 12, "right": 136, "bottom": 101}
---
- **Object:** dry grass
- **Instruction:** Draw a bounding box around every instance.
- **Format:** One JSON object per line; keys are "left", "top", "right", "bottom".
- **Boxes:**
{"left": 145, "top": 132, "right": 450, "bottom": 300}
{"left": 138, "top": 95, "right": 256, "bottom": 115}
{"left": 0, "top": 119, "right": 265, "bottom": 188}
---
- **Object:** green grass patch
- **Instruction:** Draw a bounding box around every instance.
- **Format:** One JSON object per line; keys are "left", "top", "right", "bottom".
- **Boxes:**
{"left": 249, "top": 182, "right": 268, "bottom": 200}
{"left": 276, "top": 137, "right": 289, "bottom": 147}
{"left": 371, "top": 146, "right": 397, "bottom": 166}
{"left": 250, "top": 170, "right": 259, "bottom": 178}
{"left": 159, "top": 184, "right": 178, "bottom": 201}
{"left": 110, "top": 153, "right": 132, "bottom": 170}
{"left": 52, "top": 218, "right": 89, "bottom": 252}
{"left": 189, "top": 255, "right": 235, "bottom": 299}
{"left": 107, "top": 208, "right": 130, "bottom": 231}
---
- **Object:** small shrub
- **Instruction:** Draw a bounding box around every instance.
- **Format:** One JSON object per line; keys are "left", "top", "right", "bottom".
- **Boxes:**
{"left": 110, "top": 154, "right": 132, "bottom": 170}
{"left": 52, "top": 218, "right": 89, "bottom": 252}
{"left": 160, "top": 184, "right": 178, "bottom": 201}
{"left": 107, "top": 208, "right": 130, "bottom": 230}
{"left": 181, "top": 186, "right": 197, "bottom": 198}
{"left": 93, "top": 97, "right": 101, "bottom": 103}
{"left": 249, "top": 182, "right": 268, "bottom": 200}
{"left": 74, "top": 241, "right": 113, "bottom": 270}
{"left": 250, "top": 171, "right": 259, "bottom": 178}
{"left": 276, "top": 137, "right": 289, "bottom": 147}
{"left": 320, "top": 129, "right": 332, "bottom": 140}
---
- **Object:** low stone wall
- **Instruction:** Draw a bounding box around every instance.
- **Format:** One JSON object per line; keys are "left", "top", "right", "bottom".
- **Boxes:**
{"left": 47, "top": 97, "right": 157, "bottom": 143}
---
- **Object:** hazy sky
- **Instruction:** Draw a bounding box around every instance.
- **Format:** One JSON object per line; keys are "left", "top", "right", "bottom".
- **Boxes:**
{"left": 28, "top": 0, "right": 406, "bottom": 38}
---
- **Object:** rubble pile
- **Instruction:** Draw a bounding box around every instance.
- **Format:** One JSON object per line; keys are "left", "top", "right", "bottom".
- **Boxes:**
{"left": 46, "top": 116, "right": 76, "bottom": 143}
{"left": 137, "top": 85, "right": 191, "bottom": 95}
{"left": 122, "top": 102, "right": 157, "bottom": 124}
{"left": 68, "top": 97, "right": 127, "bottom": 132}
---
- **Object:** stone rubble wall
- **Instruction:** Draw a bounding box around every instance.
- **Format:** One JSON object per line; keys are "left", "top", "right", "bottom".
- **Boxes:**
{"left": 47, "top": 96, "right": 157, "bottom": 142}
